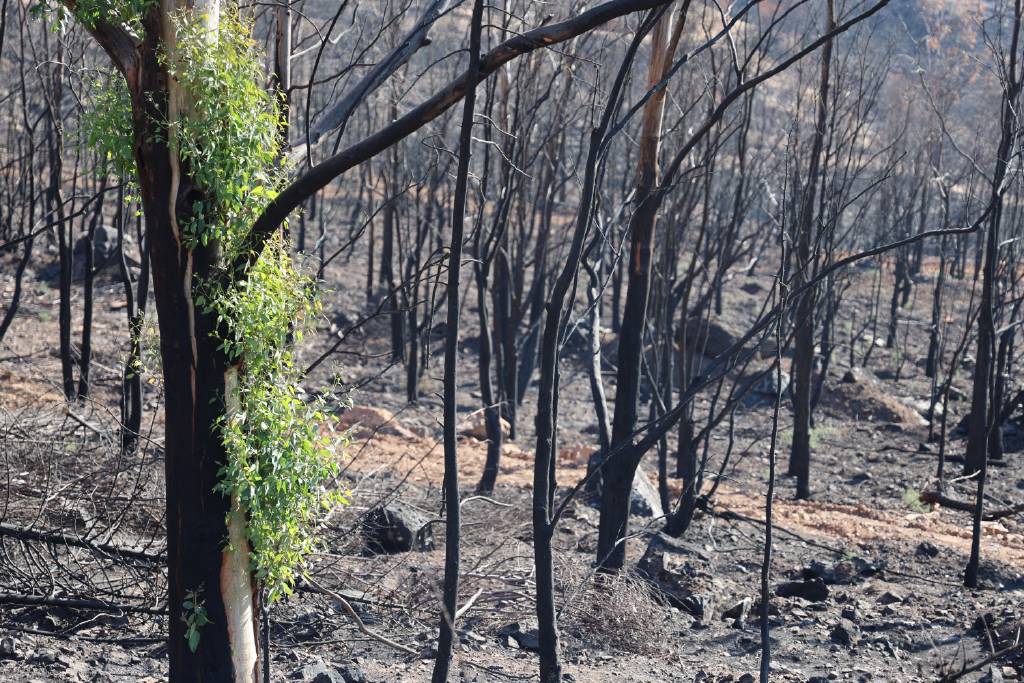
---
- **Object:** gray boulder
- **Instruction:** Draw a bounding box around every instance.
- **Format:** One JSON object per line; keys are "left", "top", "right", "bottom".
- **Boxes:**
{"left": 630, "top": 464, "right": 664, "bottom": 518}
{"left": 73, "top": 225, "right": 122, "bottom": 277}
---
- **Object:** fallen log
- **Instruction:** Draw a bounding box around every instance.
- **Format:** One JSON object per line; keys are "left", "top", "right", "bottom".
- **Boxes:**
{"left": 919, "top": 491, "right": 1024, "bottom": 521}
{"left": 0, "top": 593, "right": 166, "bottom": 615}
{"left": 0, "top": 522, "right": 165, "bottom": 563}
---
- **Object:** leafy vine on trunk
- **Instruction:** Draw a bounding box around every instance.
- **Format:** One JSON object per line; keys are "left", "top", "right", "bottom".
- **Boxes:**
{"left": 68, "top": 1, "right": 347, "bottom": 607}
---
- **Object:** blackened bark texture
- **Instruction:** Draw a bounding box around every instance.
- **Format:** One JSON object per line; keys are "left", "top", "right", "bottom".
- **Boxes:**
{"left": 516, "top": 213, "right": 550, "bottom": 404}
{"left": 885, "top": 251, "right": 911, "bottom": 348}
{"left": 383, "top": 131, "right": 404, "bottom": 363}
{"left": 965, "top": 0, "right": 1022, "bottom": 587}
{"left": 788, "top": 0, "right": 833, "bottom": 501}
{"left": 136, "top": 106, "right": 249, "bottom": 683}
{"left": 117, "top": 191, "right": 148, "bottom": 455}
{"left": 583, "top": 256, "right": 612, "bottom": 455}
{"left": 965, "top": 11, "right": 1021, "bottom": 478}
{"left": 529, "top": 13, "right": 659, "bottom": 677}
{"left": 78, "top": 176, "right": 108, "bottom": 399}
{"left": 926, "top": 233, "right": 947, "bottom": 379}
{"left": 272, "top": 0, "right": 291, "bottom": 149}
{"left": 990, "top": 328, "right": 1012, "bottom": 461}
{"left": 475, "top": 84, "right": 517, "bottom": 490}
{"left": 431, "top": 1, "right": 482, "bottom": 678}
{"left": 495, "top": 250, "right": 517, "bottom": 437}
{"left": 759, "top": 278, "right": 785, "bottom": 683}
{"left": 127, "top": 6, "right": 261, "bottom": 680}
{"left": 598, "top": 10, "right": 680, "bottom": 571}
{"left": 0, "top": 236, "right": 33, "bottom": 344}
{"left": 406, "top": 181, "right": 436, "bottom": 404}
{"left": 475, "top": 259, "right": 504, "bottom": 493}
{"left": 47, "top": 59, "right": 75, "bottom": 401}
{"left": 611, "top": 235, "right": 623, "bottom": 333}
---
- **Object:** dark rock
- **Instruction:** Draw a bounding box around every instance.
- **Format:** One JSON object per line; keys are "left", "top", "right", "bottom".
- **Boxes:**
{"left": 915, "top": 541, "right": 940, "bottom": 559}
{"left": 973, "top": 613, "right": 997, "bottom": 632}
{"left": 741, "top": 282, "right": 764, "bottom": 295}
{"left": 722, "top": 599, "right": 750, "bottom": 620}
{"left": 680, "top": 594, "right": 713, "bottom": 622}
{"left": 339, "top": 664, "right": 369, "bottom": 683}
{"left": 842, "top": 367, "right": 875, "bottom": 384}
{"left": 877, "top": 590, "right": 903, "bottom": 606}
{"left": 497, "top": 623, "right": 540, "bottom": 652}
{"left": 361, "top": 503, "right": 434, "bottom": 554}
{"left": 0, "top": 636, "right": 19, "bottom": 659}
{"left": 511, "top": 629, "right": 540, "bottom": 651}
{"left": 776, "top": 578, "right": 829, "bottom": 602}
{"left": 739, "top": 675, "right": 755, "bottom": 683}
{"left": 722, "top": 598, "right": 751, "bottom": 628}
{"left": 297, "top": 663, "right": 371, "bottom": 683}
{"left": 803, "top": 559, "right": 858, "bottom": 585}
{"left": 72, "top": 225, "right": 123, "bottom": 278}
{"left": 743, "top": 369, "right": 791, "bottom": 400}
{"left": 683, "top": 318, "right": 739, "bottom": 359}
{"left": 847, "top": 470, "right": 872, "bottom": 484}
{"left": 30, "top": 649, "right": 59, "bottom": 666}
{"left": 830, "top": 620, "right": 858, "bottom": 647}
{"left": 805, "top": 556, "right": 883, "bottom": 583}
{"left": 637, "top": 533, "right": 710, "bottom": 618}
{"left": 299, "top": 664, "right": 345, "bottom": 683}
{"left": 852, "top": 556, "right": 885, "bottom": 577}
{"left": 841, "top": 606, "right": 860, "bottom": 623}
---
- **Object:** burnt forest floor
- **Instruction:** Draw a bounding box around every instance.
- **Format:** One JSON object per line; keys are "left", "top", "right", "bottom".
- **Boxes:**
{"left": 0, "top": 251, "right": 1022, "bottom": 683}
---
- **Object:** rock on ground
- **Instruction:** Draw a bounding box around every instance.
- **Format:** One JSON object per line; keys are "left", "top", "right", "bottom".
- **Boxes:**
{"left": 361, "top": 502, "right": 434, "bottom": 554}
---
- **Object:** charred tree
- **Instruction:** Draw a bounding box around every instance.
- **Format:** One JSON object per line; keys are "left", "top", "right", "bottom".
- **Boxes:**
{"left": 788, "top": 0, "right": 834, "bottom": 501}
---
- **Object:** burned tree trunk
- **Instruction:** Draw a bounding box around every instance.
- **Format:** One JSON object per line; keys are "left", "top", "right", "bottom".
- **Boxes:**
{"left": 787, "top": 0, "right": 834, "bottom": 501}
{"left": 432, "top": 0, "right": 483, "bottom": 678}
{"left": 77, "top": 175, "right": 108, "bottom": 399}
{"left": 965, "top": 0, "right": 1022, "bottom": 587}
{"left": 598, "top": 8, "right": 681, "bottom": 570}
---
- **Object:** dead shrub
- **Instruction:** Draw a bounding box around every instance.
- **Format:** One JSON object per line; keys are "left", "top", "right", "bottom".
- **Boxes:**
{"left": 557, "top": 556, "right": 672, "bottom": 656}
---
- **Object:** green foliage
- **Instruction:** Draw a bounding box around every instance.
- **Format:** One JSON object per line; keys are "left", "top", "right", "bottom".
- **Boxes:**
{"left": 62, "top": 0, "right": 342, "bottom": 610}
{"left": 182, "top": 587, "right": 211, "bottom": 653}
{"left": 166, "top": 7, "right": 345, "bottom": 602}
{"left": 902, "top": 487, "right": 929, "bottom": 514}
{"left": 32, "top": 0, "right": 152, "bottom": 36}
{"left": 79, "top": 71, "right": 135, "bottom": 180}
{"left": 211, "top": 241, "right": 347, "bottom": 601}
{"left": 164, "top": 8, "right": 284, "bottom": 252}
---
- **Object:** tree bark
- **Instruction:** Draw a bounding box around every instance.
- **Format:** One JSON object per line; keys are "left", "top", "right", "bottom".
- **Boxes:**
{"left": 787, "top": 0, "right": 834, "bottom": 501}
{"left": 598, "top": 8, "right": 680, "bottom": 570}
{"left": 130, "top": 5, "right": 261, "bottom": 680}
{"left": 431, "top": 1, "right": 483, "bottom": 678}
{"left": 78, "top": 175, "right": 108, "bottom": 399}
{"left": 965, "top": 0, "right": 1022, "bottom": 586}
